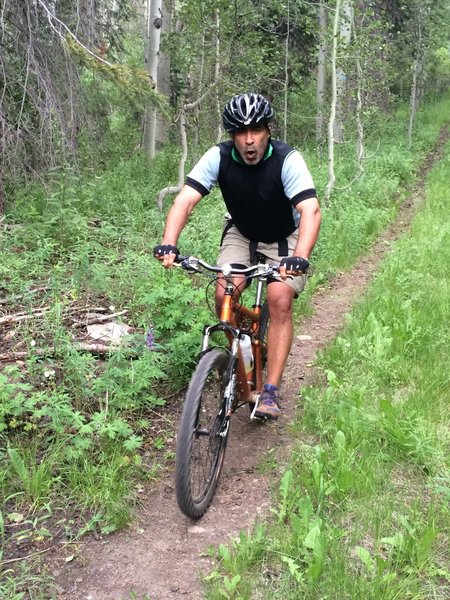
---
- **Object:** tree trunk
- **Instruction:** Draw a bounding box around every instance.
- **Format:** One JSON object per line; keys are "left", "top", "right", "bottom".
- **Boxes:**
{"left": 214, "top": 8, "right": 222, "bottom": 144}
{"left": 143, "top": 0, "right": 163, "bottom": 161}
{"left": 0, "top": 173, "right": 4, "bottom": 215}
{"left": 352, "top": 4, "right": 364, "bottom": 173}
{"left": 324, "top": 0, "right": 341, "bottom": 205}
{"left": 0, "top": 109, "right": 5, "bottom": 214}
{"left": 156, "top": 0, "right": 172, "bottom": 146}
{"left": 316, "top": 0, "right": 328, "bottom": 143}
{"left": 193, "top": 34, "right": 206, "bottom": 153}
{"left": 333, "top": 0, "right": 352, "bottom": 143}
{"left": 408, "top": 6, "right": 423, "bottom": 149}
{"left": 282, "top": 0, "right": 291, "bottom": 143}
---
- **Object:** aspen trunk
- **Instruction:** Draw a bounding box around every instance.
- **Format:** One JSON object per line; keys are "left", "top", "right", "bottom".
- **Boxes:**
{"left": 143, "top": 0, "right": 163, "bottom": 161}
{"left": 333, "top": 0, "right": 352, "bottom": 143}
{"left": 352, "top": 4, "right": 364, "bottom": 173}
{"left": 324, "top": 0, "right": 341, "bottom": 205}
{"left": 316, "top": 0, "right": 328, "bottom": 143}
{"left": 214, "top": 8, "right": 222, "bottom": 144}
{"left": 408, "top": 3, "right": 424, "bottom": 148}
{"left": 283, "top": 0, "right": 291, "bottom": 142}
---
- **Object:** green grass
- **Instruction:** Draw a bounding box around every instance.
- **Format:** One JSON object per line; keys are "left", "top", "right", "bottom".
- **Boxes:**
{"left": 203, "top": 133, "right": 450, "bottom": 597}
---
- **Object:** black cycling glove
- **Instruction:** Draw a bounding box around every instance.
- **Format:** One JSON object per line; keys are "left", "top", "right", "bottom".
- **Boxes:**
{"left": 280, "top": 256, "right": 309, "bottom": 274}
{"left": 153, "top": 244, "right": 179, "bottom": 258}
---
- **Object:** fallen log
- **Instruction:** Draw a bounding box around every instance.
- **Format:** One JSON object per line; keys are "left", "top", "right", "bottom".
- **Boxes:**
{"left": 0, "top": 341, "right": 139, "bottom": 362}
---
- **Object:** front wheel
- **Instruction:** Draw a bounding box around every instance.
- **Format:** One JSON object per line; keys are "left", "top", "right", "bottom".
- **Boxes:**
{"left": 175, "top": 349, "right": 234, "bottom": 519}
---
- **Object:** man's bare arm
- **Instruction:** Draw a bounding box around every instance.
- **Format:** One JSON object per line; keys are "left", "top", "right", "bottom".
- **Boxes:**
{"left": 293, "top": 197, "right": 321, "bottom": 259}
{"left": 156, "top": 185, "right": 203, "bottom": 267}
{"left": 279, "top": 197, "right": 321, "bottom": 279}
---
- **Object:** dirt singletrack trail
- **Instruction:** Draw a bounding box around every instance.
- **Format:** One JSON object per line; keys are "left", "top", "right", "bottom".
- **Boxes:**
{"left": 51, "top": 128, "right": 448, "bottom": 600}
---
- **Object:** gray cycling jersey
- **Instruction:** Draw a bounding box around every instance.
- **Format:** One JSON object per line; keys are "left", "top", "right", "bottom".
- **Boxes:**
{"left": 187, "top": 143, "right": 315, "bottom": 229}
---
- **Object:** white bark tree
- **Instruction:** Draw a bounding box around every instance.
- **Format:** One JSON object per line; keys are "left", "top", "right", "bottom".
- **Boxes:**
{"left": 333, "top": 0, "right": 352, "bottom": 143}
{"left": 324, "top": 0, "right": 341, "bottom": 205}
{"left": 143, "top": 0, "right": 163, "bottom": 161}
{"left": 316, "top": 0, "right": 328, "bottom": 143}
{"left": 352, "top": 4, "right": 364, "bottom": 174}
{"left": 214, "top": 8, "right": 222, "bottom": 144}
{"left": 282, "top": 0, "right": 291, "bottom": 142}
{"left": 408, "top": 4, "right": 423, "bottom": 148}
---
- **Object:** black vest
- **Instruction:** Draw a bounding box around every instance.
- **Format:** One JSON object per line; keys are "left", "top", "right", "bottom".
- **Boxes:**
{"left": 217, "top": 140, "right": 296, "bottom": 243}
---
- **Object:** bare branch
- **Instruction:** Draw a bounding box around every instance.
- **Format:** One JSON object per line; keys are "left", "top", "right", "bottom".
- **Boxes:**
{"left": 156, "top": 76, "right": 222, "bottom": 212}
{"left": 184, "top": 78, "right": 220, "bottom": 111}
{"left": 35, "top": 0, "right": 114, "bottom": 68}
{"left": 156, "top": 185, "right": 182, "bottom": 211}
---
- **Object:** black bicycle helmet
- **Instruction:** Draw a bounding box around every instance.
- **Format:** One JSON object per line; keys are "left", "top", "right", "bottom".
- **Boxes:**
{"left": 222, "top": 93, "right": 274, "bottom": 132}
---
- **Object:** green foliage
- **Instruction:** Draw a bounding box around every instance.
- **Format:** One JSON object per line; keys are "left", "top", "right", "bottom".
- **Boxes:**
{"left": 66, "top": 36, "right": 170, "bottom": 115}
{"left": 205, "top": 526, "right": 267, "bottom": 599}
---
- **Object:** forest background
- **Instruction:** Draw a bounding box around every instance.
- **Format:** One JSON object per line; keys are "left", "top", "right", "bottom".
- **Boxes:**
{"left": 1, "top": 0, "right": 449, "bottom": 597}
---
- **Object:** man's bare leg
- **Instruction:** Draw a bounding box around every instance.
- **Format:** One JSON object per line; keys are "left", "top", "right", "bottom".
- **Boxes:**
{"left": 265, "top": 281, "right": 296, "bottom": 387}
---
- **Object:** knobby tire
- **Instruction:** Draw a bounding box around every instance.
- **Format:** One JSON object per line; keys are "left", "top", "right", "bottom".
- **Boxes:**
{"left": 175, "top": 349, "right": 233, "bottom": 519}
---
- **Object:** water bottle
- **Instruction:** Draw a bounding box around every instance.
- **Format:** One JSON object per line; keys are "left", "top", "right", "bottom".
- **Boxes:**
{"left": 239, "top": 334, "right": 254, "bottom": 374}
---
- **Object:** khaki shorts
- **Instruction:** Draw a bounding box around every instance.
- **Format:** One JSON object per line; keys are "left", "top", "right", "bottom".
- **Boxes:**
{"left": 217, "top": 223, "right": 306, "bottom": 296}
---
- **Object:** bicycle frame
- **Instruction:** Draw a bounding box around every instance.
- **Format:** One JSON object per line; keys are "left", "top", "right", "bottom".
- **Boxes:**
{"left": 199, "top": 268, "right": 268, "bottom": 411}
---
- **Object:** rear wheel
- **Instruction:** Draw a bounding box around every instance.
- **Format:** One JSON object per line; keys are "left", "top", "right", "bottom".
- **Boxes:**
{"left": 175, "top": 349, "right": 233, "bottom": 519}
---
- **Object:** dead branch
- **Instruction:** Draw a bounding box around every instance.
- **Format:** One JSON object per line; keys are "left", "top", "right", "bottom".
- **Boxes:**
{"left": 71, "top": 309, "right": 129, "bottom": 327}
{"left": 156, "top": 185, "right": 182, "bottom": 211}
{"left": 0, "top": 350, "right": 43, "bottom": 361}
{"left": 0, "top": 308, "right": 51, "bottom": 325}
{"left": 74, "top": 342, "right": 133, "bottom": 354}
{"left": 156, "top": 77, "right": 221, "bottom": 212}
{"left": 0, "top": 341, "right": 139, "bottom": 362}
{"left": 184, "top": 78, "right": 220, "bottom": 111}
{"left": 35, "top": 0, "right": 114, "bottom": 67}
{"left": 82, "top": 309, "right": 128, "bottom": 323}
{"left": 0, "top": 287, "right": 50, "bottom": 306}
{"left": 0, "top": 307, "right": 126, "bottom": 326}
{"left": 1, "top": 546, "right": 53, "bottom": 565}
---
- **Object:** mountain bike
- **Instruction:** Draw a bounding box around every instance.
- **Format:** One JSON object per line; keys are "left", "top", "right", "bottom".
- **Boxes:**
{"left": 174, "top": 254, "right": 279, "bottom": 519}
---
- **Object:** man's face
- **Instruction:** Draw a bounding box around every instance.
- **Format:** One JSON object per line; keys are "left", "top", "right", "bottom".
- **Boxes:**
{"left": 232, "top": 124, "right": 270, "bottom": 165}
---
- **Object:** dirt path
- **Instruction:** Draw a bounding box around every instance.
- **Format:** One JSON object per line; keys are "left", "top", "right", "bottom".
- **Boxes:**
{"left": 50, "top": 128, "right": 448, "bottom": 600}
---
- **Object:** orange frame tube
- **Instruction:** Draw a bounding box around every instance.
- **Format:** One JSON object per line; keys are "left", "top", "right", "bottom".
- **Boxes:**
{"left": 220, "top": 295, "right": 265, "bottom": 404}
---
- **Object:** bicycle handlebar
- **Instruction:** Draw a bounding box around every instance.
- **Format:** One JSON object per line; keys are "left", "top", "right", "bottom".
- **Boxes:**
{"left": 175, "top": 255, "right": 279, "bottom": 278}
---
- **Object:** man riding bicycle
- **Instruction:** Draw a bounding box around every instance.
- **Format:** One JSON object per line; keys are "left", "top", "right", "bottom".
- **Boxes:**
{"left": 154, "top": 92, "right": 321, "bottom": 421}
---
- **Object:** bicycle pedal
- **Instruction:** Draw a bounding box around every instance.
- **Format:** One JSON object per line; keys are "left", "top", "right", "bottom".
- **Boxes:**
{"left": 250, "top": 395, "right": 263, "bottom": 421}
{"left": 252, "top": 413, "right": 268, "bottom": 423}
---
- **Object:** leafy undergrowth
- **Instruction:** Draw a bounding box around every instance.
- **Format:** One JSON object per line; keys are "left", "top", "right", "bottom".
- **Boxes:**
{"left": 0, "top": 100, "right": 449, "bottom": 597}
{"left": 204, "top": 139, "right": 450, "bottom": 597}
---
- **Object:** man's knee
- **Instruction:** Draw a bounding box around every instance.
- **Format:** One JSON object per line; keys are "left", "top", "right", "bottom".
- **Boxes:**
{"left": 268, "top": 294, "right": 293, "bottom": 318}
